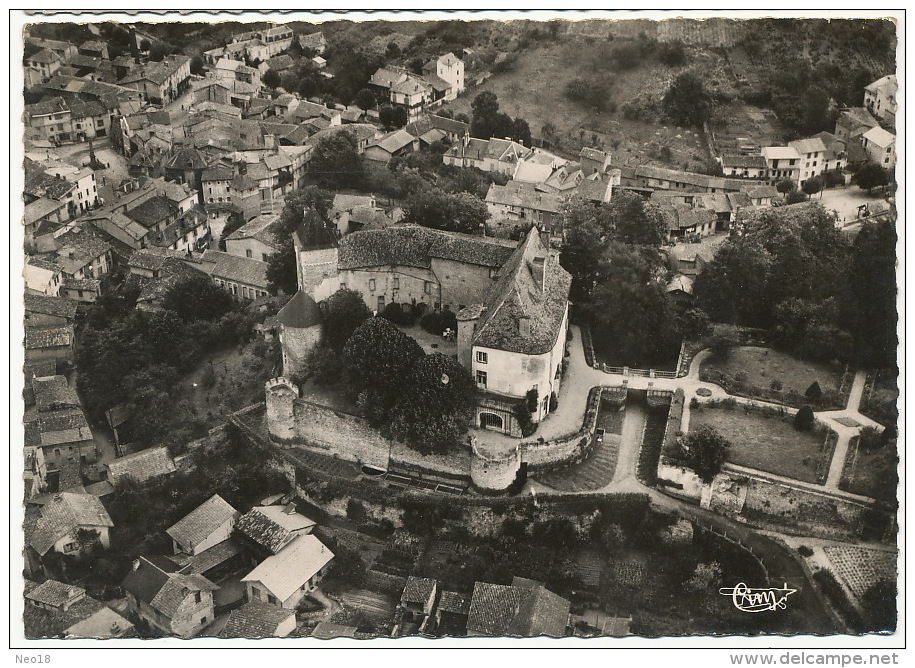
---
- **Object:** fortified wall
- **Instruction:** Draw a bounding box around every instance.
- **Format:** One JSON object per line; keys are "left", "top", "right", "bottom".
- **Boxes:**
{"left": 265, "top": 378, "right": 603, "bottom": 493}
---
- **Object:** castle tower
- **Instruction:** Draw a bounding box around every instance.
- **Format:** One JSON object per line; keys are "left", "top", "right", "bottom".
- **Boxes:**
{"left": 265, "top": 377, "right": 298, "bottom": 442}
{"left": 276, "top": 291, "right": 323, "bottom": 379}
{"left": 470, "top": 436, "right": 522, "bottom": 493}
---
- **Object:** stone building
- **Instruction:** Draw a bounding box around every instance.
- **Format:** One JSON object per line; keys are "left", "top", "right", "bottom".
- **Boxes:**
{"left": 274, "top": 291, "right": 323, "bottom": 379}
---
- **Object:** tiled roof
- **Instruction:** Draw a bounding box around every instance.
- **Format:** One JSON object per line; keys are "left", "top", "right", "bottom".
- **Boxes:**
{"left": 219, "top": 601, "right": 296, "bottom": 639}
{"left": 167, "top": 538, "right": 242, "bottom": 575}
{"left": 402, "top": 576, "right": 437, "bottom": 606}
{"left": 28, "top": 492, "right": 113, "bottom": 556}
{"left": 226, "top": 212, "right": 283, "bottom": 247}
{"left": 126, "top": 195, "right": 174, "bottom": 228}
{"left": 106, "top": 446, "right": 177, "bottom": 484}
{"left": 62, "top": 278, "right": 100, "bottom": 293}
{"left": 438, "top": 590, "right": 471, "bottom": 614}
{"left": 54, "top": 227, "right": 112, "bottom": 275}
{"left": 862, "top": 126, "right": 895, "bottom": 147}
{"left": 166, "top": 494, "right": 238, "bottom": 553}
{"left": 24, "top": 406, "right": 92, "bottom": 447}
{"left": 28, "top": 48, "right": 61, "bottom": 64}
{"left": 202, "top": 165, "right": 234, "bottom": 181}
{"left": 748, "top": 185, "right": 778, "bottom": 199}
{"left": 199, "top": 249, "right": 269, "bottom": 290}
{"left": 24, "top": 197, "right": 67, "bottom": 226}
{"left": 762, "top": 146, "right": 803, "bottom": 161}
{"left": 23, "top": 589, "right": 109, "bottom": 639}
{"left": 865, "top": 74, "right": 897, "bottom": 95}
{"left": 311, "top": 621, "right": 358, "bottom": 639}
{"left": 471, "top": 228, "right": 571, "bottom": 355}
{"left": 601, "top": 616, "right": 632, "bottom": 636}
{"left": 368, "top": 128, "right": 416, "bottom": 154}
{"left": 25, "top": 326, "right": 73, "bottom": 350}
{"left": 32, "top": 375, "right": 80, "bottom": 412}
{"left": 276, "top": 290, "right": 322, "bottom": 329}
{"left": 234, "top": 505, "right": 315, "bottom": 554}
{"left": 121, "top": 556, "right": 217, "bottom": 619}
{"left": 720, "top": 154, "right": 767, "bottom": 169}
{"left": 423, "top": 72, "right": 451, "bottom": 92}
{"left": 485, "top": 183, "right": 561, "bottom": 213}
{"left": 467, "top": 580, "right": 569, "bottom": 637}
{"left": 24, "top": 293, "right": 78, "bottom": 320}
{"left": 242, "top": 534, "right": 334, "bottom": 602}
{"left": 338, "top": 225, "right": 515, "bottom": 271}
{"left": 63, "top": 605, "right": 135, "bottom": 639}
{"left": 789, "top": 137, "right": 828, "bottom": 155}
{"left": 25, "top": 579, "right": 86, "bottom": 610}
{"left": 26, "top": 97, "right": 69, "bottom": 117}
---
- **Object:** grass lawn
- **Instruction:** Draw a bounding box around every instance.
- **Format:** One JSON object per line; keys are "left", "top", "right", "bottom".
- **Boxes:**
{"left": 701, "top": 346, "right": 845, "bottom": 401}
{"left": 689, "top": 406, "right": 828, "bottom": 484}
{"left": 840, "top": 439, "right": 898, "bottom": 502}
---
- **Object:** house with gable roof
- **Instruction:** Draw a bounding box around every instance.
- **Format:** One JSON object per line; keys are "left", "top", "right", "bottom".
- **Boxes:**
{"left": 166, "top": 494, "right": 239, "bottom": 557}
{"left": 105, "top": 445, "right": 177, "bottom": 485}
{"left": 121, "top": 556, "right": 219, "bottom": 637}
{"left": 457, "top": 228, "right": 571, "bottom": 433}
{"left": 24, "top": 492, "right": 113, "bottom": 578}
{"left": 219, "top": 600, "right": 296, "bottom": 638}
{"left": 863, "top": 74, "right": 897, "bottom": 125}
{"left": 466, "top": 577, "right": 570, "bottom": 637}
{"left": 118, "top": 54, "right": 191, "bottom": 105}
{"left": 234, "top": 503, "right": 317, "bottom": 557}
{"left": 241, "top": 533, "right": 334, "bottom": 609}
{"left": 861, "top": 126, "right": 896, "bottom": 168}
{"left": 23, "top": 579, "right": 134, "bottom": 639}
{"left": 443, "top": 136, "right": 533, "bottom": 175}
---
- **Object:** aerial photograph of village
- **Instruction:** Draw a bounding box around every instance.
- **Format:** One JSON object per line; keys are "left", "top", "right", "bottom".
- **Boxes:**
{"left": 15, "top": 9, "right": 901, "bottom": 648}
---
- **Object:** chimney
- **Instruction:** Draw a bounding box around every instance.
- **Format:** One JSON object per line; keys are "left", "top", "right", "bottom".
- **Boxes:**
{"left": 519, "top": 315, "right": 530, "bottom": 337}
{"left": 132, "top": 559, "right": 141, "bottom": 571}
{"left": 264, "top": 134, "right": 275, "bottom": 149}
{"left": 283, "top": 502, "right": 297, "bottom": 515}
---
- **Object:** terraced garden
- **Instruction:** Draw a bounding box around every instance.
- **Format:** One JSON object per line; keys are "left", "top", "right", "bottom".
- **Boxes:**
{"left": 688, "top": 405, "right": 829, "bottom": 484}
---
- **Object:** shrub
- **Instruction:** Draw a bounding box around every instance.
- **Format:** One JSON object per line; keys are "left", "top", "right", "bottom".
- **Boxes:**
{"left": 770, "top": 379, "right": 783, "bottom": 391}
{"left": 379, "top": 302, "right": 414, "bottom": 326}
{"left": 806, "top": 381, "right": 823, "bottom": 399}
{"left": 346, "top": 499, "right": 368, "bottom": 523}
{"left": 798, "top": 545, "right": 814, "bottom": 557}
{"left": 734, "top": 371, "right": 748, "bottom": 383}
{"left": 709, "top": 333, "right": 738, "bottom": 359}
{"left": 419, "top": 309, "right": 458, "bottom": 336}
{"left": 794, "top": 405, "right": 815, "bottom": 431}
{"left": 549, "top": 392, "right": 559, "bottom": 412}
{"left": 857, "top": 425, "right": 883, "bottom": 451}
{"left": 306, "top": 346, "right": 342, "bottom": 385}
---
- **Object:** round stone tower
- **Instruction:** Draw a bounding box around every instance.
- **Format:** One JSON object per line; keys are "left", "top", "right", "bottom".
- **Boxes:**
{"left": 276, "top": 291, "right": 323, "bottom": 379}
{"left": 265, "top": 377, "right": 298, "bottom": 442}
{"left": 470, "top": 436, "right": 522, "bottom": 493}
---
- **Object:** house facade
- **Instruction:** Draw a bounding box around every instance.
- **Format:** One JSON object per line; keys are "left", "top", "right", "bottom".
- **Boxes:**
{"left": 788, "top": 137, "right": 827, "bottom": 184}
{"left": 242, "top": 534, "right": 334, "bottom": 609}
{"left": 861, "top": 126, "right": 896, "bottom": 168}
{"left": 761, "top": 146, "right": 802, "bottom": 185}
{"left": 863, "top": 74, "right": 897, "bottom": 125}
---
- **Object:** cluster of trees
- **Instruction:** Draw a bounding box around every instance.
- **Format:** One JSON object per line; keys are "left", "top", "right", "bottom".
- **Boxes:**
{"left": 663, "top": 71, "right": 714, "bottom": 127}
{"left": 559, "top": 192, "right": 696, "bottom": 367}
{"left": 341, "top": 317, "right": 477, "bottom": 454}
{"left": 306, "top": 128, "right": 365, "bottom": 190}
{"left": 695, "top": 206, "right": 897, "bottom": 369}
{"left": 403, "top": 187, "right": 489, "bottom": 234}
{"left": 75, "top": 274, "right": 261, "bottom": 445}
{"left": 469, "top": 92, "right": 531, "bottom": 146}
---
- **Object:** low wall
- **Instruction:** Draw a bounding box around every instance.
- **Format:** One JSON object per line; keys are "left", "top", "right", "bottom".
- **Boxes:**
{"left": 289, "top": 398, "right": 392, "bottom": 469}
{"left": 520, "top": 387, "right": 603, "bottom": 472}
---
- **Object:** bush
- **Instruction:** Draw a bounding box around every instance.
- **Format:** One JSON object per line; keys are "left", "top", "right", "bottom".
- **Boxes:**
{"left": 419, "top": 309, "right": 458, "bottom": 336}
{"left": 798, "top": 545, "right": 814, "bottom": 557}
{"left": 306, "top": 345, "right": 342, "bottom": 385}
{"left": 857, "top": 425, "right": 883, "bottom": 451}
{"left": 794, "top": 405, "right": 815, "bottom": 432}
{"left": 805, "top": 381, "right": 823, "bottom": 399}
{"left": 549, "top": 392, "right": 559, "bottom": 412}
{"left": 379, "top": 302, "right": 414, "bottom": 326}
{"left": 770, "top": 379, "right": 783, "bottom": 391}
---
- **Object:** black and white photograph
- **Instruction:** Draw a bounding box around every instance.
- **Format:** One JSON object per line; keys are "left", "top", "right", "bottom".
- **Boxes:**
{"left": 10, "top": 6, "right": 905, "bottom": 659}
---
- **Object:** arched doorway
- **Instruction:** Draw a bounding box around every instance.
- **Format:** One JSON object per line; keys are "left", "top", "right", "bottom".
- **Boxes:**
{"left": 479, "top": 412, "right": 504, "bottom": 431}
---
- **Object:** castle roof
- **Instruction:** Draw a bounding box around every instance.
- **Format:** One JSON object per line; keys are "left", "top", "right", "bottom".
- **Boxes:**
{"left": 276, "top": 290, "right": 322, "bottom": 329}
{"left": 337, "top": 225, "right": 515, "bottom": 271}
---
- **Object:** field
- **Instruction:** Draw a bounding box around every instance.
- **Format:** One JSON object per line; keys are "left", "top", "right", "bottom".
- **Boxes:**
{"left": 700, "top": 346, "right": 846, "bottom": 407}
{"left": 689, "top": 405, "right": 828, "bottom": 484}
{"left": 840, "top": 437, "right": 898, "bottom": 502}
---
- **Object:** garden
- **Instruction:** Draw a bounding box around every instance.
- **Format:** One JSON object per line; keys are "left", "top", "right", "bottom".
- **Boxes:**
{"left": 688, "top": 402, "right": 832, "bottom": 484}
{"left": 699, "top": 346, "right": 848, "bottom": 409}
{"left": 839, "top": 430, "right": 898, "bottom": 503}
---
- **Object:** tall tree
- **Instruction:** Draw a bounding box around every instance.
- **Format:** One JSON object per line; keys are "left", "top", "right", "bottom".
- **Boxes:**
{"left": 386, "top": 353, "right": 478, "bottom": 454}
{"left": 307, "top": 130, "right": 364, "bottom": 190}
{"left": 342, "top": 317, "right": 425, "bottom": 424}
{"left": 322, "top": 287, "right": 373, "bottom": 352}
{"left": 354, "top": 88, "right": 375, "bottom": 111}
{"left": 663, "top": 72, "right": 712, "bottom": 127}
{"left": 847, "top": 220, "right": 897, "bottom": 368}
{"left": 677, "top": 425, "right": 730, "bottom": 483}
{"left": 160, "top": 273, "right": 237, "bottom": 322}
{"left": 265, "top": 239, "right": 298, "bottom": 295}
{"left": 853, "top": 162, "right": 890, "bottom": 193}
{"left": 403, "top": 188, "right": 489, "bottom": 234}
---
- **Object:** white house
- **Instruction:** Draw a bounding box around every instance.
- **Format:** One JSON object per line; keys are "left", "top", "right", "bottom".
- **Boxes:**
{"left": 242, "top": 534, "right": 334, "bottom": 609}
{"left": 860, "top": 126, "right": 896, "bottom": 169}
{"left": 166, "top": 494, "right": 239, "bottom": 557}
{"left": 863, "top": 74, "right": 897, "bottom": 125}
{"left": 761, "top": 146, "right": 802, "bottom": 185}
{"left": 788, "top": 137, "right": 827, "bottom": 184}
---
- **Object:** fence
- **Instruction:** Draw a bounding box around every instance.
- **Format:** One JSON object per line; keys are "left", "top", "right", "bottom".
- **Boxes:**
{"left": 599, "top": 363, "right": 677, "bottom": 379}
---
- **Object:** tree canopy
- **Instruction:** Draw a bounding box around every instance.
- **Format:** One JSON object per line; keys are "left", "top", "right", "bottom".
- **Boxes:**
{"left": 470, "top": 92, "right": 531, "bottom": 145}
{"left": 307, "top": 130, "right": 364, "bottom": 190}
{"left": 662, "top": 72, "right": 713, "bottom": 127}
{"left": 847, "top": 220, "right": 897, "bottom": 368}
{"left": 265, "top": 240, "right": 298, "bottom": 295}
{"left": 322, "top": 287, "right": 373, "bottom": 352}
{"left": 160, "top": 273, "right": 237, "bottom": 322}
{"left": 386, "top": 353, "right": 478, "bottom": 454}
{"left": 853, "top": 162, "right": 890, "bottom": 193}
{"left": 677, "top": 425, "right": 731, "bottom": 483}
{"left": 403, "top": 187, "right": 489, "bottom": 234}
{"left": 342, "top": 317, "right": 425, "bottom": 424}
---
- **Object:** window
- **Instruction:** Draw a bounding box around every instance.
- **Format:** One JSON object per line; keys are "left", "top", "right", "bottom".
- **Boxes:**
{"left": 476, "top": 351, "right": 488, "bottom": 364}
{"left": 262, "top": 253, "right": 270, "bottom": 262}
{"left": 64, "top": 542, "right": 79, "bottom": 553}
{"left": 377, "top": 295, "right": 385, "bottom": 311}
{"left": 194, "top": 592, "right": 201, "bottom": 604}
{"left": 246, "top": 249, "right": 253, "bottom": 258}
{"left": 476, "top": 370, "right": 487, "bottom": 388}
{"left": 369, "top": 279, "right": 376, "bottom": 291}
{"left": 392, "top": 277, "right": 399, "bottom": 290}
{"left": 424, "top": 281, "right": 433, "bottom": 294}
{"left": 200, "top": 616, "right": 207, "bottom": 625}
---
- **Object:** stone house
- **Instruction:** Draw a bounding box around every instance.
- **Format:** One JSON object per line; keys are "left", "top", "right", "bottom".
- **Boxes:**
{"left": 121, "top": 556, "right": 218, "bottom": 637}
{"left": 834, "top": 107, "right": 879, "bottom": 144}
{"left": 466, "top": 577, "right": 570, "bottom": 637}
{"left": 24, "top": 293, "right": 79, "bottom": 329}
{"left": 105, "top": 445, "right": 177, "bottom": 485}
{"left": 788, "top": 137, "right": 828, "bottom": 185}
{"left": 364, "top": 128, "right": 420, "bottom": 164}
{"left": 761, "top": 146, "right": 802, "bottom": 185}
{"left": 166, "top": 494, "right": 239, "bottom": 557}
{"left": 860, "top": 126, "right": 896, "bottom": 169}
{"left": 241, "top": 533, "right": 334, "bottom": 609}
{"left": 485, "top": 182, "right": 561, "bottom": 228}
{"left": 458, "top": 228, "right": 570, "bottom": 435}
{"left": 863, "top": 74, "right": 897, "bottom": 125}
{"left": 23, "top": 580, "right": 134, "bottom": 639}
{"left": 225, "top": 211, "right": 284, "bottom": 262}
{"left": 720, "top": 154, "right": 768, "bottom": 179}
{"left": 422, "top": 52, "right": 464, "bottom": 101}
{"left": 274, "top": 291, "right": 323, "bottom": 379}
{"left": 118, "top": 55, "right": 192, "bottom": 106}
{"left": 219, "top": 601, "right": 296, "bottom": 638}
{"left": 24, "top": 326, "right": 75, "bottom": 367}
{"left": 443, "top": 136, "right": 532, "bottom": 175}
{"left": 24, "top": 257, "right": 64, "bottom": 296}
{"left": 197, "top": 249, "right": 271, "bottom": 300}
{"left": 24, "top": 492, "right": 113, "bottom": 578}
{"left": 401, "top": 576, "right": 438, "bottom": 620}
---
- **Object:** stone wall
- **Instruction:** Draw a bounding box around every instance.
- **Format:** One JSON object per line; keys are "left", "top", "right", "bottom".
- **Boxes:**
{"left": 520, "top": 386, "right": 602, "bottom": 472}
{"left": 470, "top": 440, "right": 521, "bottom": 492}
{"left": 279, "top": 322, "right": 321, "bottom": 378}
